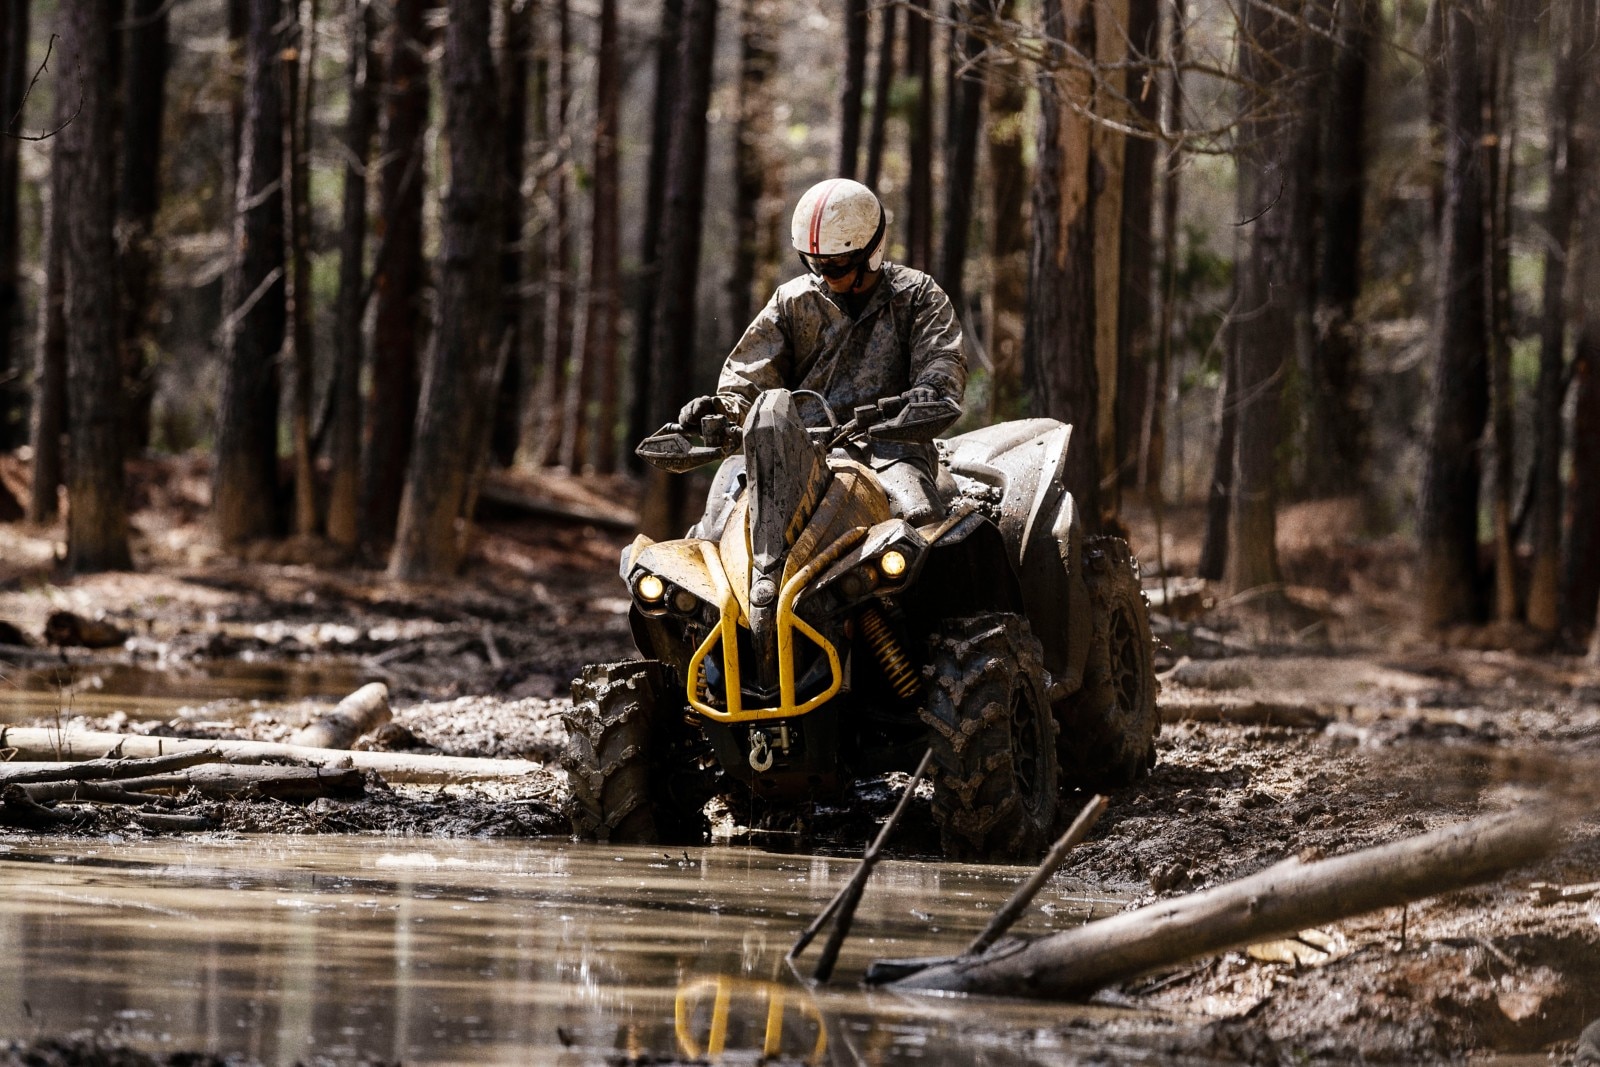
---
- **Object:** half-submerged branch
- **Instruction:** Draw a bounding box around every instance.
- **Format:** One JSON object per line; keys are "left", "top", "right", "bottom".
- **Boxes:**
{"left": 891, "top": 805, "right": 1561, "bottom": 998}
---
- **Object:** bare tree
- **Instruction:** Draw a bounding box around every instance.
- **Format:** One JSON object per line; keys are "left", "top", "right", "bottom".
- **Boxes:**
{"left": 491, "top": 0, "right": 533, "bottom": 468}
{"left": 1115, "top": 0, "right": 1158, "bottom": 496}
{"left": 0, "top": 6, "right": 30, "bottom": 449}
{"left": 577, "top": 0, "right": 622, "bottom": 473}
{"left": 327, "top": 0, "right": 379, "bottom": 550}
{"left": 390, "top": 0, "right": 504, "bottom": 579}
{"left": 214, "top": 0, "right": 288, "bottom": 547}
{"left": 29, "top": 94, "right": 67, "bottom": 525}
{"left": 543, "top": 0, "right": 574, "bottom": 466}
{"left": 286, "top": 0, "right": 320, "bottom": 537}
{"left": 1417, "top": 0, "right": 1490, "bottom": 629}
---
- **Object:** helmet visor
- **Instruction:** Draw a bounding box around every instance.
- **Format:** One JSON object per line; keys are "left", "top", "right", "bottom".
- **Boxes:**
{"left": 799, "top": 250, "right": 868, "bottom": 279}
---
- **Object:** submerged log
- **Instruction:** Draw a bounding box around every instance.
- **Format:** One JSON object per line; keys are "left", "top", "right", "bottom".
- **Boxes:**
{"left": 287, "top": 682, "right": 392, "bottom": 750}
{"left": 0, "top": 727, "right": 543, "bottom": 784}
{"left": 891, "top": 805, "right": 1560, "bottom": 998}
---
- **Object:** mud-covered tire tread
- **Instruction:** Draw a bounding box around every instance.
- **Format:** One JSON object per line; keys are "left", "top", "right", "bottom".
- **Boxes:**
{"left": 1056, "top": 536, "right": 1161, "bottom": 789}
{"left": 919, "top": 614, "right": 1059, "bottom": 862}
{"left": 561, "top": 661, "right": 711, "bottom": 845}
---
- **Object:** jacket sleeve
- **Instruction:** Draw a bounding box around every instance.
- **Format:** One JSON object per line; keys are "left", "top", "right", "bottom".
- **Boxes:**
{"left": 714, "top": 290, "right": 792, "bottom": 422}
{"left": 906, "top": 277, "right": 966, "bottom": 404}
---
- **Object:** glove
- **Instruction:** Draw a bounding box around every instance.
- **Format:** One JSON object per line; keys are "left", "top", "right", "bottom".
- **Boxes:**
{"left": 676, "top": 395, "right": 723, "bottom": 429}
{"left": 902, "top": 385, "right": 940, "bottom": 406}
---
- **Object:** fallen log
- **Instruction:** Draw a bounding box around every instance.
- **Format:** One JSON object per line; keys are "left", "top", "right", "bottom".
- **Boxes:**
{"left": 19, "top": 780, "right": 170, "bottom": 806}
{"left": 131, "top": 811, "right": 215, "bottom": 832}
{"left": 287, "top": 683, "right": 392, "bottom": 750}
{"left": 890, "top": 805, "right": 1560, "bottom": 999}
{"left": 113, "top": 763, "right": 367, "bottom": 801}
{"left": 0, "top": 727, "right": 543, "bottom": 784}
{"left": 0, "top": 748, "right": 224, "bottom": 785}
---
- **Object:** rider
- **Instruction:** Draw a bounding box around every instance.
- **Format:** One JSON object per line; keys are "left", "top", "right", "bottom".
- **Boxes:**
{"left": 677, "top": 178, "right": 967, "bottom": 528}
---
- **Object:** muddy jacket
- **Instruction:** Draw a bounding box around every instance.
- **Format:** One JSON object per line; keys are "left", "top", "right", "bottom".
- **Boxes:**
{"left": 714, "top": 262, "right": 966, "bottom": 470}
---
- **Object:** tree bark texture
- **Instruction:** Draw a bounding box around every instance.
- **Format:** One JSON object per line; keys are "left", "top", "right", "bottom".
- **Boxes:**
{"left": 543, "top": 0, "right": 575, "bottom": 467}
{"left": 577, "top": 0, "right": 622, "bottom": 473}
{"left": 285, "top": 0, "right": 320, "bottom": 537}
{"left": 1091, "top": 0, "right": 1128, "bottom": 512}
{"left": 729, "top": 0, "right": 778, "bottom": 342}
{"left": 1225, "top": 0, "right": 1307, "bottom": 597}
{"left": 60, "top": 0, "right": 133, "bottom": 570}
{"left": 1116, "top": 0, "right": 1157, "bottom": 494}
{"left": 1198, "top": 342, "right": 1235, "bottom": 581}
{"left": 1304, "top": 0, "right": 1374, "bottom": 500}
{"left": 327, "top": 0, "right": 379, "bottom": 550}
{"left": 116, "top": 0, "right": 170, "bottom": 455}
{"left": 863, "top": 1, "right": 896, "bottom": 192}
{"left": 362, "top": 0, "right": 432, "bottom": 546}
{"left": 904, "top": 0, "right": 933, "bottom": 270}
{"left": 491, "top": 0, "right": 532, "bottom": 469}
{"left": 936, "top": 0, "right": 990, "bottom": 318}
{"left": 389, "top": 0, "right": 504, "bottom": 580}
{"left": 1567, "top": 56, "right": 1600, "bottom": 642}
{"left": 838, "top": 0, "right": 867, "bottom": 180}
{"left": 29, "top": 99, "right": 68, "bottom": 525}
{"left": 892, "top": 806, "right": 1559, "bottom": 998}
{"left": 1417, "top": 0, "right": 1489, "bottom": 630}
{"left": 985, "top": 0, "right": 1026, "bottom": 422}
{"left": 639, "top": 0, "right": 718, "bottom": 540}
{"left": 1023, "top": 0, "right": 1100, "bottom": 528}
{"left": 1528, "top": 0, "right": 1598, "bottom": 631}
{"left": 214, "top": 0, "right": 288, "bottom": 547}
{"left": 0, "top": 5, "right": 30, "bottom": 449}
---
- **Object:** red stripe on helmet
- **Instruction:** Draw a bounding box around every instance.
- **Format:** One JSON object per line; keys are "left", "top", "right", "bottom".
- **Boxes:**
{"left": 808, "top": 179, "right": 841, "bottom": 254}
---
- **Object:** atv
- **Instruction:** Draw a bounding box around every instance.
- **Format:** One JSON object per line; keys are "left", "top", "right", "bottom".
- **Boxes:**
{"left": 561, "top": 388, "right": 1159, "bottom": 861}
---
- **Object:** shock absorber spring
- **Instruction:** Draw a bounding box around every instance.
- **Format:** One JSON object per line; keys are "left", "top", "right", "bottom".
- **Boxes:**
{"left": 860, "top": 606, "right": 919, "bottom": 699}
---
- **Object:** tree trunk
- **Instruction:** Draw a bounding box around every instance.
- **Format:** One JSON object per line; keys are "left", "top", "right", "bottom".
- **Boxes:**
{"left": 286, "top": 0, "right": 320, "bottom": 537}
{"left": 1091, "top": 0, "right": 1128, "bottom": 515}
{"left": 60, "top": 0, "right": 133, "bottom": 571}
{"left": 639, "top": 0, "right": 718, "bottom": 540}
{"left": 1197, "top": 342, "right": 1235, "bottom": 581}
{"left": 362, "top": 0, "right": 432, "bottom": 547}
{"left": 116, "top": 0, "right": 170, "bottom": 455}
{"left": 626, "top": 0, "right": 685, "bottom": 468}
{"left": 1116, "top": 0, "right": 1157, "bottom": 495}
{"left": 863, "top": 1, "right": 896, "bottom": 191}
{"left": 838, "top": 0, "right": 867, "bottom": 180}
{"left": 937, "top": 0, "right": 988, "bottom": 317}
{"left": 1303, "top": 0, "right": 1373, "bottom": 500}
{"left": 578, "top": 0, "right": 622, "bottom": 474}
{"left": 1566, "top": 45, "right": 1600, "bottom": 643}
{"left": 389, "top": 0, "right": 503, "bottom": 580}
{"left": 1417, "top": 0, "right": 1489, "bottom": 630}
{"left": 1483, "top": 0, "right": 1516, "bottom": 624}
{"left": 985, "top": 0, "right": 1026, "bottom": 422}
{"left": 0, "top": 5, "right": 30, "bottom": 449}
{"left": 214, "top": 0, "right": 288, "bottom": 547}
{"left": 1023, "top": 0, "right": 1100, "bottom": 529}
{"left": 490, "top": 0, "right": 532, "bottom": 469}
{"left": 1149, "top": 0, "right": 1186, "bottom": 497}
{"left": 327, "top": 0, "right": 379, "bottom": 550}
{"left": 29, "top": 98, "right": 67, "bottom": 525}
{"left": 1528, "top": 0, "right": 1597, "bottom": 632}
{"left": 904, "top": 0, "right": 933, "bottom": 270}
{"left": 542, "top": 0, "right": 575, "bottom": 467}
{"left": 729, "top": 0, "right": 777, "bottom": 342}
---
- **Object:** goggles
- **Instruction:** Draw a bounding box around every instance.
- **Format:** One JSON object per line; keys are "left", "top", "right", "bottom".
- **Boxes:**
{"left": 797, "top": 208, "right": 886, "bottom": 281}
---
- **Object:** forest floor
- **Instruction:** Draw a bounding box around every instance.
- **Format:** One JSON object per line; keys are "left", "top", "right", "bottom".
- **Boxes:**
{"left": 1, "top": 454, "right": 1598, "bottom": 1064}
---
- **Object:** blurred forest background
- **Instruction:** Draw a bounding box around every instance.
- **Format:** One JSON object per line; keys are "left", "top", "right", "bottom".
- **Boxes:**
{"left": 0, "top": 0, "right": 1596, "bottom": 654}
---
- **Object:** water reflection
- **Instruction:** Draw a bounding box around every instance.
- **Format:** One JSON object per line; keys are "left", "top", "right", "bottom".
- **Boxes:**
{"left": 0, "top": 661, "right": 372, "bottom": 724}
{"left": 0, "top": 838, "right": 1167, "bottom": 1064}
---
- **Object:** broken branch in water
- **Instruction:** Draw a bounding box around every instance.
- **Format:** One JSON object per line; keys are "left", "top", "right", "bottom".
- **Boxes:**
{"left": 966, "top": 794, "right": 1109, "bottom": 956}
{"left": 790, "top": 749, "right": 933, "bottom": 983}
{"left": 887, "top": 804, "right": 1561, "bottom": 999}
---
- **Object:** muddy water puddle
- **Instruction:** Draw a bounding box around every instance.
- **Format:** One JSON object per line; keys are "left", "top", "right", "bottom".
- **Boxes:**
{"left": 0, "top": 837, "right": 1202, "bottom": 1064}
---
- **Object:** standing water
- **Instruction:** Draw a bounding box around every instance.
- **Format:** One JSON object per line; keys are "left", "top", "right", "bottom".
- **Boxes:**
{"left": 0, "top": 836, "right": 1189, "bottom": 1064}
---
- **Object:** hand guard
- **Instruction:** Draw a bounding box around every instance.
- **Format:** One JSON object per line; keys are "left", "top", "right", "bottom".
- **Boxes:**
{"left": 676, "top": 395, "right": 724, "bottom": 430}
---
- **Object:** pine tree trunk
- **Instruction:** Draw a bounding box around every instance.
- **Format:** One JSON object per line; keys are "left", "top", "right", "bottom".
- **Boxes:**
{"left": 1417, "top": 0, "right": 1490, "bottom": 630}
{"left": 1483, "top": 0, "right": 1516, "bottom": 624}
{"left": 863, "top": 1, "right": 896, "bottom": 191}
{"left": 1116, "top": 0, "right": 1157, "bottom": 495}
{"left": 327, "top": 0, "right": 378, "bottom": 551}
{"left": 729, "top": 0, "right": 776, "bottom": 341}
{"left": 1149, "top": 0, "right": 1186, "bottom": 498}
{"left": 1091, "top": 0, "right": 1128, "bottom": 515}
{"left": 1565, "top": 35, "right": 1600, "bottom": 644}
{"left": 490, "top": 0, "right": 532, "bottom": 469}
{"left": 937, "top": 0, "right": 988, "bottom": 317}
{"left": 578, "top": 0, "right": 621, "bottom": 474}
{"left": 0, "top": 6, "right": 30, "bottom": 449}
{"left": 1198, "top": 343, "right": 1235, "bottom": 582}
{"left": 286, "top": 0, "right": 320, "bottom": 537}
{"left": 543, "top": 0, "right": 575, "bottom": 467}
{"left": 362, "top": 0, "right": 432, "bottom": 547}
{"left": 60, "top": 0, "right": 133, "bottom": 570}
{"left": 1023, "top": 0, "right": 1100, "bottom": 529}
{"left": 389, "top": 0, "right": 503, "bottom": 580}
{"left": 838, "top": 0, "right": 867, "bottom": 180}
{"left": 29, "top": 95, "right": 67, "bottom": 525}
{"left": 116, "top": 0, "right": 169, "bottom": 455}
{"left": 984, "top": 0, "right": 1026, "bottom": 422}
{"left": 639, "top": 0, "right": 717, "bottom": 540}
{"left": 904, "top": 0, "right": 932, "bottom": 270}
{"left": 214, "top": 0, "right": 288, "bottom": 547}
{"left": 1528, "top": 0, "right": 1596, "bottom": 631}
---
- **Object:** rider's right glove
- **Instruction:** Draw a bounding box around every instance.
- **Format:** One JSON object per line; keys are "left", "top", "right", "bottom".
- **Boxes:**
{"left": 676, "top": 395, "right": 724, "bottom": 429}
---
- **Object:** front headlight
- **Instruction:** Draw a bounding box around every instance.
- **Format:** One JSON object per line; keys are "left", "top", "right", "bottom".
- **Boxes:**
{"left": 880, "top": 549, "right": 908, "bottom": 578}
{"left": 636, "top": 573, "right": 665, "bottom": 603}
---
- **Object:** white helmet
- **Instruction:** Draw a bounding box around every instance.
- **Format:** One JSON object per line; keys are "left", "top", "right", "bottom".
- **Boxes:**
{"left": 790, "top": 178, "right": 886, "bottom": 280}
